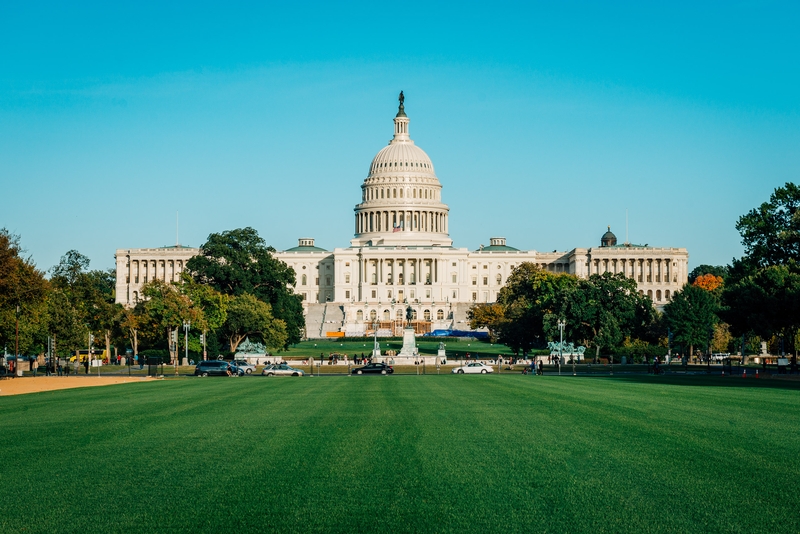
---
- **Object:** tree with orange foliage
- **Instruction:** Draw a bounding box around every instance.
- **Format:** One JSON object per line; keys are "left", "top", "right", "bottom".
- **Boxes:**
{"left": 692, "top": 273, "right": 724, "bottom": 292}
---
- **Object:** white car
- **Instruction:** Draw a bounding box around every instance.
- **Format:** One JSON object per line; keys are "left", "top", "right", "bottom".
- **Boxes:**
{"left": 262, "top": 364, "right": 304, "bottom": 377}
{"left": 451, "top": 362, "right": 494, "bottom": 374}
{"left": 233, "top": 360, "right": 256, "bottom": 374}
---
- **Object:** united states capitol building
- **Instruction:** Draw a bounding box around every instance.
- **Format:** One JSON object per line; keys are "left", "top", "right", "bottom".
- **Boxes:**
{"left": 115, "top": 96, "right": 689, "bottom": 338}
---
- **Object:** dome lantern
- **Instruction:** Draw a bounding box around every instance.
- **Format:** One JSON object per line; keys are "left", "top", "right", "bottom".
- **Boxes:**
{"left": 601, "top": 226, "right": 617, "bottom": 247}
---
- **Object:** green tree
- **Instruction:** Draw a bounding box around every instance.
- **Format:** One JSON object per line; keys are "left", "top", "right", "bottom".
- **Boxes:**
{"left": 47, "top": 288, "right": 90, "bottom": 358}
{"left": 489, "top": 263, "right": 578, "bottom": 355}
{"left": 722, "top": 263, "right": 800, "bottom": 350}
{"left": 558, "top": 273, "right": 654, "bottom": 361}
{"left": 186, "top": 227, "right": 304, "bottom": 346}
{"left": 722, "top": 183, "right": 800, "bottom": 355}
{"left": 50, "top": 251, "right": 121, "bottom": 361}
{"left": 221, "top": 294, "right": 287, "bottom": 352}
{"left": 137, "top": 280, "right": 205, "bottom": 363}
{"left": 735, "top": 182, "right": 800, "bottom": 269}
{"left": 0, "top": 230, "right": 49, "bottom": 355}
{"left": 664, "top": 284, "right": 719, "bottom": 361}
{"left": 467, "top": 303, "right": 506, "bottom": 343}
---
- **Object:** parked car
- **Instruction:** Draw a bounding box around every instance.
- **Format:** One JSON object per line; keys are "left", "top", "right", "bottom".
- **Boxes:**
{"left": 262, "top": 364, "right": 304, "bottom": 377}
{"left": 233, "top": 360, "right": 256, "bottom": 374}
{"left": 451, "top": 362, "right": 494, "bottom": 374}
{"left": 351, "top": 362, "right": 394, "bottom": 375}
{"left": 194, "top": 361, "right": 243, "bottom": 377}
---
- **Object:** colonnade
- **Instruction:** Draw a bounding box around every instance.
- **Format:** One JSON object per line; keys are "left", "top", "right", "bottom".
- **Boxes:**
{"left": 355, "top": 210, "right": 448, "bottom": 234}
{"left": 356, "top": 256, "right": 440, "bottom": 293}
{"left": 586, "top": 257, "right": 680, "bottom": 283}
{"left": 126, "top": 258, "right": 184, "bottom": 284}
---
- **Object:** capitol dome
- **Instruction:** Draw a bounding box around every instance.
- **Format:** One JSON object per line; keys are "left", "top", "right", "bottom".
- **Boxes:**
{"left": 351, "top": 94, "right": 451, "bottom": 248}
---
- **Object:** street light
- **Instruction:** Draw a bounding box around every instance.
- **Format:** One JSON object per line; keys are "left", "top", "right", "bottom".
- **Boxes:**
{"left": 182, "top": 320, "right": 191, "bottom": 375}
{"left": 557, "top": 320, "right": 565, "bottom": 376}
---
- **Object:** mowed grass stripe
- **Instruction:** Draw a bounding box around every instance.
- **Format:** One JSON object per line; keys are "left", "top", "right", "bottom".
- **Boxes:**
{"left": 0, "top": 376, "right": 798, "bottom": 533}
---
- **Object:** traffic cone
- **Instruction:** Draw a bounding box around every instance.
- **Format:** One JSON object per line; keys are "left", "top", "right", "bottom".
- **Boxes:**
{"left": 742, "top": 369, "right": 746, "bottom": 378}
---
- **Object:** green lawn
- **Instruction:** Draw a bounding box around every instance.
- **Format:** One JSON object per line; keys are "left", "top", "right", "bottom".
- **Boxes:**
{"left": 1, "top": 376, "right": 798, "bottom": 533}
{"left": 284, "top": 338, "right": 517, "bottom": 358}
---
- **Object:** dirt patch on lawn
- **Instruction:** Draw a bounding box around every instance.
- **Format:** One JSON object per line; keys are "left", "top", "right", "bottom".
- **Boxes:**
{"left": 0, "top": 376, "right": 153, "bottom": 396}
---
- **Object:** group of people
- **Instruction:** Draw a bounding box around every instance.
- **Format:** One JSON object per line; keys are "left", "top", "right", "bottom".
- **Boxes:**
{"left": 523, "top": 360, "right": 545, "bottom": 375}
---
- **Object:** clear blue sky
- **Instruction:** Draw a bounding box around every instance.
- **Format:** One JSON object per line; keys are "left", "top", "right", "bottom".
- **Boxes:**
{"left": 2, "top": 1, "right": 798, "bottom": 273}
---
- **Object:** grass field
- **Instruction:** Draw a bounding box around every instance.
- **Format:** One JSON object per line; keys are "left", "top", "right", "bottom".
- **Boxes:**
{"left": 284, "top": 338, "right": 517, "bottom": 358}
{"left": 1, "top": 375, "right": 798, "bottom": 533}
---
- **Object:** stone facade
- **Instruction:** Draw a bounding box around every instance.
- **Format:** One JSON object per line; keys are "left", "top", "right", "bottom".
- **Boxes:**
{"left": 114, "top": 98, "right": 689, "bottom": 337}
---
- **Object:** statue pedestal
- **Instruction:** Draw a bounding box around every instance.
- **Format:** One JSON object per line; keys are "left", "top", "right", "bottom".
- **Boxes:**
{"left": 398, "top": 328, "right": 418, "bottom": 358}
{"left": 437, "top": 348, "right": 447, "bottom": 364}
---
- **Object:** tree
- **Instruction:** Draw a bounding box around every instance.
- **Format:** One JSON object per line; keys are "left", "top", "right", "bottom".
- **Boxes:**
{"left": 0, "top": 229, "right": 49, "bottom": 355}
{"left": 664, "top": 284, "right": 719, "bottom": 361}
{"left": 693, "top": 273, "right": 724, "bottom": 292}
{"left": 47, "top": 288, "right": 89, "bottom": 358}
{"left": 186, "top": 228, "right": 304, "bottom": 346}
{"left": 221, "top": 294, "right": 287, "bottom": 352}
{"left": 722, "top": 183, "right": 800, "bottom": 355}
{"left": 137, "top": 280, "right": 205, "bottom": 363}
{"left": 467, "top": 303, "right": 506, "bottom": 343}
{"left": 558, "top": 273, "right": 654, "bottom": 361}
{"left": 688, "top": 265, "right": 729, "bottom": 284}
{"left": 483, "top": 263, "right": 579, "bottom": 355}
{"left": 735, "top": 182, "right": 800, "bottom": 269}
{"left": 50, "top": 251, "right": 121, "bottom": 361}
{"left": 721, "top": 263, "right": 800, "bottom": 348}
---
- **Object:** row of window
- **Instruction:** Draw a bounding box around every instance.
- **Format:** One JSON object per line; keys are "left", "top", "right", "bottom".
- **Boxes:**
{"left": 472, "top": 275, "right": 503, "bottom": 286}
{"left": 371, "top": 161, "right": 431, "bottom": 173}
{"left": 356, "top": 308, "right": 445, "bottom": 322}
{"left": 363, "top": 186, "right": 439, "bottom": 201}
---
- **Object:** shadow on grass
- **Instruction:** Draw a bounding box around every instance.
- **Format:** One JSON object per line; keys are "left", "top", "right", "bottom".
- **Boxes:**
{"left": 592, "top": 373, "right": 800, "bottom": 390}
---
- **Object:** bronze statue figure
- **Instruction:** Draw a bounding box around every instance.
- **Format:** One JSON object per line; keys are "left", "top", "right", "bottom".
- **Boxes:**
{"left": 399, "top": 91, "right": 404, "bottom": 105}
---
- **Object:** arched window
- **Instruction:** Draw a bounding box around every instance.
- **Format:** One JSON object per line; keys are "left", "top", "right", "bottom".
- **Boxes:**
{"left": 381, "top": 189, "right": 384, "bottom": 198}
{"left": 656, "top": 290, "right": 662, "bottom": 301}
{"left": 302, "top": 274, "right": 307, "bottom": 285}
{"left": 413, "top": 189, "right": 416, "bottom": 198}
{"left": 393, "top": 189, "right": 397, "bottom": 198}
{"left": 396, "top": 309, "right": 403, "bottom": 320}
{"left": 665, "top": 290, "right": 671, "bottom": 300}
{"left": 647, "top": 290, "right": 653, "bottom": 299}
{"left": 400, "top": 189, "right": 403, "bottom": 198}
{"left": 423, "top": 309, "right": 431, "bottom": 321}
{"left": 370, "top": 309, "right": 377, "bottom": 321}
{"left": 398, "top": 273, "right": 404, "bottom": 284}
{"left": 411, "top": 309, "right": 418, "bottom": 320}
{"left": 383, "top": 309, "right": 390, "bottom": 320}
{"left": 437, "top": 309, "right": 444, "bottom": 320}
{"left": 496, "top": 274, "right": 502, "bottom": 285}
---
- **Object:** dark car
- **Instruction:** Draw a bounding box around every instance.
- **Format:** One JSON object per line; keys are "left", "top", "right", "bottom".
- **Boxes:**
{"left": 351, "top": 362, "right": 394, "bottom": 375}
{"left": 194, "top": 361, "right": 243, "bottom": 377}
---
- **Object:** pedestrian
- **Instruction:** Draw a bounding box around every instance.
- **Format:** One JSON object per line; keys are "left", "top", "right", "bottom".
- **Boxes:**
{"left": 45, "top": 359, "right": 52, "bottom": 376}
{"left": 32, "top": 358, "right": 39, "bottom": 377}
{"left": 84, "top": 357, "right": 89, "bottom": 375}
{"left": 57, "top": 361, "right": 63, "bottom": 376}
{"left": 538, "top": 360, "right": 543, "bottom": 375}
{"left": 64, "top": 363, "right": 70, "bottom": 376}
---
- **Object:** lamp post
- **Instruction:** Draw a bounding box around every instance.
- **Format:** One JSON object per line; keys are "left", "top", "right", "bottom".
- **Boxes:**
{"left": 557, "top": 320, "right": 564, "bottom": 376}
{"left": 183, "top": 320, "right": 191, "bottom": 372}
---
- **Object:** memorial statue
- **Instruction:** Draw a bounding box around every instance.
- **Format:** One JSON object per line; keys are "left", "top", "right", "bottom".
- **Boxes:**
{"left": 399, "top": 91, "right": 404, "bottom": 105}
{"left": 406, "top": 305, "right": 413, "bottom": 322}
